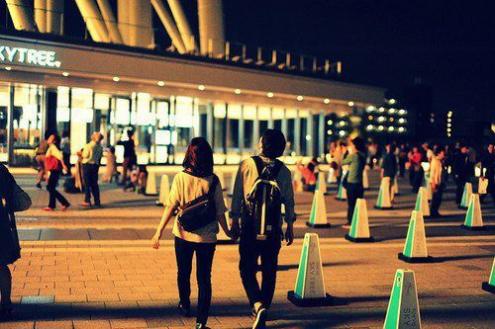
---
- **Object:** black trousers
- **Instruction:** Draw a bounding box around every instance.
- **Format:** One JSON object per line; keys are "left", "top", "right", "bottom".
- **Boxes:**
{"left": 412, "top": 169, "right": 424, "bottom": 193}
{"left": 480, "top": 178, "right": 495, "bottom": 204}
{"left": 47, "top": 170, "right": 70, "bottom": 209}
{"left": 239, "top": 235, "right": 281, "bottom": 309}
{"left": 346, "top": 183, "right": 364, "bottom": 224}
{"left": 430, "top": 183, "right": 445, "bottom": 215}
{"left": 455, "top": 179, "right": 466, "bottom": 205}
{"left": 174, "top": 237, "right": 216, "bottom": 325}
{"left": 83, "top": 164, "right": 100, "bottom": 206}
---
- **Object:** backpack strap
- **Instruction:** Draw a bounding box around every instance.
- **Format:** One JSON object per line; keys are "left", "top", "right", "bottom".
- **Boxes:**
{"left": 272, "top": 159, "right": 283, "bottom": 178}
{"left": 208, "top": 174, "right": 219, "bottom": 199}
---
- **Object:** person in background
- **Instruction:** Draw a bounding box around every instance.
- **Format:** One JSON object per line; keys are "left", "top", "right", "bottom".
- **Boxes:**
{"left": 341, "top": 137, "right": 367, "bottom": 227}
{"left": 152, "top": 137, "right": 231, "bottom": 329}
{"left": 34, "top": 130, "right": 50, "bottom": 189}
{"left": 60, "top": 130, "right": 71, "bottom": 175}
{"left": 422, "top": 143, "right": 434, "bottom": 162}
{"left": 430, "top": 147, "right": 447, "bottom": 217}
{"left": 480, "top": 143, "right": 495, "bottom": 204}
{"left": 124, "top": 165, "right": 148, "bottom": 194}
{"left": 44, "top": 133, "right": 70, "bottom": 211}
{"left": 453, "top": 144, "right": 475, "bottom": 206}
{"left": 118, "top": 130, "right": 137, "bottom": 185}
{"left": 81, "top": 132, "right": 104, "bottom": 208}
{"left": 102, "top": 146, "right": 117, "bottom": 183}
{"left": 408, "top": 146, "right": 423, "bottom": 193}
{"left": 381, "top": 143, "right": 398, "bottom": 200}
{"left": 398, "top": 143, "right": 409, "bottom": 177}
{"left": 74, "top": 149, "right": 84, "bottom": 193}
{"left": 231, "top": 129, "right": 295, "bottom": 329}
{"left": 0, "top": 164, "right": 21, "bottom": 320}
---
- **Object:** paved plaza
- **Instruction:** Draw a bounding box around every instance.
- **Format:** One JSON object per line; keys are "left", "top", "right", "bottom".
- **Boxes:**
{"left": 3, "top": 169, "right": 495, "bottom": 328}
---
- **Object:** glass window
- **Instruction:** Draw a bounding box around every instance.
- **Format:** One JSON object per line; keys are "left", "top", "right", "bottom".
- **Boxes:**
{"left": 213, "top": 102, "right": 226, "bottom": 153}
{"left": 0, "top": 85, "right": 9, "bottom": 162}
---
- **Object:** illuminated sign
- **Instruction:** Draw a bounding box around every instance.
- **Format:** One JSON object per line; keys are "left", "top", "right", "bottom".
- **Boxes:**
{"left": 0, "top": 45, "right": 61, "bottom": 68}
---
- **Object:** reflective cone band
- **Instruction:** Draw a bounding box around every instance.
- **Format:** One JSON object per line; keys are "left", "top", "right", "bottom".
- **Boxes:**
{"left": 327, "top": 167, "right": 337, "bottom": 184}
{"left": 375, "top": 177, "right": 392, "bottom": 209}
{"left": 288, "top": 233, "right": 333, "bottom": 306}
{"left": 307, "top": 190, "right": 330, "bottom": 228}
{"left": 363, "top": 168, "right": 369, "bottom": 189}
{"left": 345, "top": 198, "right": 373, "bottom": 242}
{"left": 156, "top": 175, "right": 170, "bottom": 206}
{"left": 316, "top": 171, "right": 327, "bottom": 194}
{"left": 336, "top": 179, "right": 347, "bottom": 201}
{"left": 414, "top": 187, "right": 430, "bottom": 217}
{"left": 482, "top": 257, "right": 495, "bottom": 293}
{"left": 460, "top": 182, "right": 473, "bottom": 209}
{"left": 145, "top": 171, "right": 158, "bottom": 195}
{"left": 383, "top": 269, "right": 422, "bottom": 329}
{"left": 398, "top": 211, "right": 432, "bottom": 263}
{"left": 462, "top": 193, "right": 484, "bottom": 230}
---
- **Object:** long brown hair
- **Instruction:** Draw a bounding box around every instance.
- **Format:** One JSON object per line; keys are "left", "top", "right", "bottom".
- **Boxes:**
{"left": 182, "top": 137, "right": 214, "bottom": 177}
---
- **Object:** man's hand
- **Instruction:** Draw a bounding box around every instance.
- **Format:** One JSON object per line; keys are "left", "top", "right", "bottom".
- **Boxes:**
{"left": 151, "top": 232, "right": 161, "bottom": 249}
{"left": 230, "top": 220, "right": 240, "bottom": 241}
{"left": 285, "top": 223, "right": 294, "bottom": 246}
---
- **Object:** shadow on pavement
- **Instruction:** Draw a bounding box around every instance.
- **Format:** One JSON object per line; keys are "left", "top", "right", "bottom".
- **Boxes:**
{"left": 277, "top": 260, "right": 363, "bottom": 271}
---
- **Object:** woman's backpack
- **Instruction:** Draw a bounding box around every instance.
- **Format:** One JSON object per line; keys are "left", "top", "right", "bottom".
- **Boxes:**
{"left": 243, "top": 156, "right": 283, "bottom": 240}
{"left": 177, "top": 174, "right": 219, "bottom": 232}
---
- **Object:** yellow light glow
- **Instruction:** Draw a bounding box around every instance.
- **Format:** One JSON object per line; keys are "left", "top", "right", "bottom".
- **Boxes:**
{"left": 5, "top": 66, "right": 12, "bottom": 71}
{"left": 297, "top": 95, "right": 304, "bottom": 101}
{"left": 198, "top": 85, "right": 205, "bottom": 91}
{"left": 113, "top": 76, "right": 120, "bottom": 82}
{"left": 234, "top": 89, "right": 241, "bottom": 94}
{"left": 267, "top": 92, "right": 274, "bottom": 98}
{"left": 324, "top": 98, "right": 330, "bottom": 104}
{"left": 157, "top": 81, "right": 165, "bottom": 87}
{"left": 348, "top": 101, "right": 354, "bottom": 107}
{"left": 62, "top": 72, "right": 69, "bottom": 77}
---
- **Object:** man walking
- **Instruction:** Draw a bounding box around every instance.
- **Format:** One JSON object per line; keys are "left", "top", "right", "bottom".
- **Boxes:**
{"left": 480, "top": 143, "right": 495, "bottom": 204}
{"left": 81, "top": 132, "right": 104, "bottom": 208}
{"left": 453, "top": 144, "right": 474, "bottom": 206}
{"left": 231, "top": 129, "right": 295, "bottom": 329}
{"left": 381, "top": 143, "right": 398, "bottom": 200}
{"left": 430, "top": 147, "right": 447, "bottom": 217}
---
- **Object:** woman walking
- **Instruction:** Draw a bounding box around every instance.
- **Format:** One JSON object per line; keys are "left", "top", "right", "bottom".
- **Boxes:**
{"left": 152, "top": 137, "right": 231, "bottom": 329}
{"left": 44, "top": 133, "right": 71, "bottom": 211}
{"left": 0, "top": 164, "right": 21, "bottom": 320}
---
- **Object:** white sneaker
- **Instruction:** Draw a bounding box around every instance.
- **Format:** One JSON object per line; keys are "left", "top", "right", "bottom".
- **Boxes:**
{"left": 252, "top": 307, "right": 267, "bottom": 329}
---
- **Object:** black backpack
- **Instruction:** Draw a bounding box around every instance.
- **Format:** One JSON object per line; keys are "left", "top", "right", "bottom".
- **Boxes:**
{"left": 177, "top": 174, "right": 219, "bottom": 232}
{"left": 243, "top": 156, "right": 283, "bottom": 240}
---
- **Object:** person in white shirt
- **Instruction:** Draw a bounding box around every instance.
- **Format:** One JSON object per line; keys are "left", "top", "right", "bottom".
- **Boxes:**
{"left": 430, "top": 147, "right": 446, "bottom": 217}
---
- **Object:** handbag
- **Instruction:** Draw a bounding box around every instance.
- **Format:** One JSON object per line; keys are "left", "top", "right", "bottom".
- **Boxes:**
{"left": 12, "top": 182, "right": 32, "bottom": 212}
{"left": 45, "top": 155, "right": 62, "bottom": 171}
{"left": 479, "top": 177, "right": 489, "bottom": 195}
{"left": 177, "top": 175, "right": 219, "bottom": 232}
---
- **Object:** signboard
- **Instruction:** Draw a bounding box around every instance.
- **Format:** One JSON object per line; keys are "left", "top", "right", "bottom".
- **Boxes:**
{"left": 0, "top": 45, "right": 61, "bottom": 68}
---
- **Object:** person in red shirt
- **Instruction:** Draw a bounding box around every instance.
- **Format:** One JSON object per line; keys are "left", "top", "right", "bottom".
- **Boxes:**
{"left": 408, "top": 146, "right": 424, "bottom": 193}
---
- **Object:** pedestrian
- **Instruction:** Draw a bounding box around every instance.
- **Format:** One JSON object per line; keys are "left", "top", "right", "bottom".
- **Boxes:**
{"left": 0, "top": 164, "right": 23, "bottom": 320}
{"left": 398, "top": 143, "right": 408, "bottom": 177}
{"left": 43, "top": 133, "right": 70, "bottom": 211}
{"left": 231, "top": 129, "right": 295, "bottom": 329}
{"left": 408, "top": 146, "right": 423, "bottom": 193}
{"left": 381, "top": 143, "right": 398, "bottom": 200}
{"left": 480, "top": 143, "right": 495, "bottom": 204}
{"left": 81, "top": 132, "right": 104, "bottom": 208}
{"left": 118, "top": 130, "right": 137, "bottom": 185}
{"left": 151, "top": 137, "right": 231, "bottom": 329}
{"left": 60, "top": 130, "right": 71, "bottom": 175}
{"left": 430, "top": 147, "right": 447, "bottom": 217}
{"left": 102, "top": 146, "right": 117, "bottom": 183}
{"left": 34, "top": 130, "right": 50, "bottom": 189}
{"left": 341, "top": 136, "right": 367, "bottom": 226}
{"left": 453, "top": 144, "right": 475, "bottom": 206}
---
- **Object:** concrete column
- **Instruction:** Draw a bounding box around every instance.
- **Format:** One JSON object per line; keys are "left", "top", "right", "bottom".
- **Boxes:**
{"left": 97, "top": 0, "right": 123, "bottom": 43}
{"left": 239, "top": 105, "right": 244, "bottom": 154}
{"left": 7, "top": 86, "right": 14, "bottom": 165}
{"left": 198, "top": 0, "right": 225, "bottom": 56}
{"left": 34, "top": 0, "right": 46, "bottom": 33}
{"left": 6, "top": 0, "right": 37, "bottom": 32}
{"left": 294, "top": 112, "right": 301, "bottom": 156}
{"left": 252, "top": 106, "right": 260, "bottom": 151}
{"left": 307, "top": 114, "right": 314, "bottom": 157}
{"left": 268, "top": 107, "right": 274, "bottom": 129}
{"left": 75, "top": 0, "right": 110, "bottom": 42}
{"left": 117, "top": 0, "right": 129, "bottom": 44}
{"left": 127, "top": 0, "right": 153, "bottom": 48}
{"left": 167, "top": 0, "right": 196, "bottom": 52}
{"left": 206, "top": 102, "right": 214, "bottom": 147}
{"left": 318, "top": 112, "right": 325, "bottom": 156}
{"left": 281, "top": 109, "right": 288, "bottom": 138}
{"left": 151, "top": 0, "right": 187, "bottom": 53}
{"left": 46, "top": 0, "right": 64, "bottom": 35}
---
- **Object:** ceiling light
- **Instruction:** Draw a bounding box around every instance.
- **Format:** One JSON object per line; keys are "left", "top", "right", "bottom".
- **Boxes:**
{"left": 198, "top": 85, "right": 205, "bottom": 91}
{"left": 113, "top": 76, "right": 120, "bottom": 82}
{"left": 5, "top": 66, "right": 12, "bottom": 71}
{"left": 62, "top": 72, "right": 69, "bottom": 77}
{"left": 348, "top": 101, "right": 355, "bottom": 107}
{"left": 157, "top": 81, "right": 165, "bottom": 87}
{"left": 234, "top": 89, "right": 241, "bottom": 95}
{"left": 297, "top": 95, "right": 304, "bottom": 102}
{"left": 324, "top": 98, "right": 330, "bottom": 104}
{"left": 267, "top": 92, "right": 274, "bottom": 98}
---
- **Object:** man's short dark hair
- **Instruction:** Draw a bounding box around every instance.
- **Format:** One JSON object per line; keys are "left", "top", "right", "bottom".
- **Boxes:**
{"left": 261, "top": 129, "right": 286, "bottom": 159}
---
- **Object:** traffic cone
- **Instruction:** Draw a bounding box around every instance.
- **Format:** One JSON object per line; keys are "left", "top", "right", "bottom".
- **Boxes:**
{"left": 398, "top": 211, "right": 433, "bottom": 263}
{"left": 460, "top": 182, "right": 473, "bottom": 209}
{"left": 217, "top": 197, "right": 235, "bottom": 244}
{"left": 288, "top": 233, "right": 333, "bottom": 306}
{"left": 345, "top": 198, "right": 374, "bottom": 242}
{"left": 327, "top": 167, "right": 337, "bottom": 184}
{"left": 482, "top": 257, "right": 495, "bottom": 293}
{"left": 293, "top": 170, "right": 304, "bottom": 192}
{"left": 391, "top": 176, "right": 399, "bottom": 198}
{"left": 362, "top": 168, "right": 369, "bottom": 190}
{"left": 375, "top": 177, "right": 392, "bottom": 209}
{"left": 414, "top": 187, "right": 430, "bottom": 218}
{"left": 145, "top": 171, "right": 158, "bottom": 195}
{"left": 155, "top": 175, "right": 170, "bottom": 206}
{"left": 307, "top": 190, "right": 331, "bottom": 228}
{"left": 335, "top": 179, "right": 347, "bottom": 201}
{"left": 383, "top": 269, "right": 422, "bottom": 329}
{"left": 461, "top": 193, "right": 484, "bottom": 230}
{"left": 316, "top": 171, "right": 327, "bottom": 194}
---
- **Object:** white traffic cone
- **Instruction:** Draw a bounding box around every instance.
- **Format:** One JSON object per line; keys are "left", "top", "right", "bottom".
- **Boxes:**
{"left": 316, "top": 171, "right": 327, "bottom": 194}
{"left": 414, "top": 187, "right": 430, "bottom": 217}
{"left": 363, "top": 168, "right": 369, "bottom": 190}
{"left": 293, "top": 170, "right": 304, "bottom": 193}
{"left": 482, "top": 257, "right": 495, "bottom": 294}
{"left": 145, "top": 170, "right": 158, "bottom": 195}
{"left": 391, "top": 176, "right": 399, "bottom": 198}
{"left": 155, "top": 175, "right": 170, "bottom": 206}
{"left": 335, "top": 178, "right": 347, "bottom": 201}
{"left": 306, "top": 190, "right": 330, "bottom": 228}
{"left": 462, "top": 193, "right": 484, "bottom": 230}
{"left": 288, "top": 233, "right": 333, "bottom": 306}
{"left": 460, "top": 182, "right": 473, "bottom": 209}
{"left": 398, "top": 211, "right": 432, "bottom": 263}
{"left": 383, "top": 269, "right": 422, "bottom": 329}
{"left": 375, "top": 177, "right": 392, "bottom": 209}
{"left": 327, "top": 167, "right": 337, "bottom": 184}
{"left": 345, "top": 198, "right": 373, "bottom": 242}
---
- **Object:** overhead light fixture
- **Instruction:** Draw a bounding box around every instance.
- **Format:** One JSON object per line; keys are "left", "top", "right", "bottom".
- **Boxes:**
{"left": 5, "top": 66, "right": 12, "bottom": 71}
{"left": 62, "top": 72, "right": 70, "bottom": 77}
{"left": 198, "top": 84, "right": 205, "bottom": 91}
{"left": 297, "top": 95, "right": 304, "bottom": 102}
{"left": 324, "top": 98, "right": 330, "bottom": 104}
{"left": 113, "top": 76, "right": 120, "bottom": 82}
{"left": 388, "top": 98, "right": 396, "bottom": 105}
{"left": 348, "top": 101, "right": 355, "bottom": 107}
{"left": 234, "top": 89, "right": 241, "bottom": 95}
{"left": 267, "top": 92, "right": 274, "bottom": 98}
{"left": 327, "top": 120, "right": 333, "bottom": 125}
{"left": 157, "top": 81, "right": 165, "bottom": 87}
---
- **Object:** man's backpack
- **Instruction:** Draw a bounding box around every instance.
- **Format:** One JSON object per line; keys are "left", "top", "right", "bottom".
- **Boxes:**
{"left": 243, "top": 156, "right": 283, "bottom": 240}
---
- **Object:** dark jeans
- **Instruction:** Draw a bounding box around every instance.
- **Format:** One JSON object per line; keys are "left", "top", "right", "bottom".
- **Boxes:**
{"left": 455, "top": 178, "right": 467, "bottom": 205}
{"left": 239, "top": 235, "right": 281, "bottom": 309}
{"left": 412, "top": 168, "right": 424, "bottom": 193}
{"left": 83, "top": 164, "right": 100, "bottom": 206}
{"left": 430, "top": 183, "right": 445, "bottom": 215}
{"left": 480, "top": 178, "right": 495, "bottom": 204}
{"left": 47, "top": 170, "right": 70, "bottom": 209}
{"left": 174, "top": 237, "right": 216, "bottom": 326}
{"left": 346, "top": 182, "right": 364, "bottom": 224}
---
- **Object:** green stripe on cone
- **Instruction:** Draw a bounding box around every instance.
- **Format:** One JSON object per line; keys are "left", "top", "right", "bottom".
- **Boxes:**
{"left": 462, "top": 194, "right": 484, "bottom": 230}
{"left": 336, "top": 181, "right": 347, "bottom": 200}
{"left": 384, "top": 269, "right": 422, "bottom": 329}
{"left": 460, "top": 182, "right": 472, "bottom": 208}
{"left": 306, "top": 191, "right": 330, "bottom": 228}
{"left": 398, "top": 211, "right": 431, "bottom": 263}
{"left": 414, "top": 187, "right": 430, "bottom": 217}
{"left": 482, "top": 257, "right": 495, "bottom": 293}
{"left": 375, "top": 177, "right": 392, "bottom": 209}
{"left": 294, "top": 236, "right": 310, "bottom": 299}
{"left": 345, "top": 198, "right": 373, "bottom": 242}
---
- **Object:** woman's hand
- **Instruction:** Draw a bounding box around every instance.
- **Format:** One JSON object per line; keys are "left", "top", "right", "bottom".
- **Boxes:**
{"left": 151, "top": 232, "right": 161, "bottom": 249}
